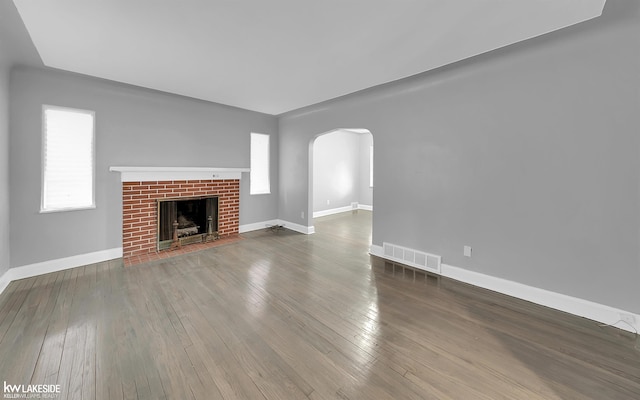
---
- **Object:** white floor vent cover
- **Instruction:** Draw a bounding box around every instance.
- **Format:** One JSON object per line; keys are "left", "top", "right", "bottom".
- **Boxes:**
{"left": 382, "top": 242, "right": 441, "bottom": 274}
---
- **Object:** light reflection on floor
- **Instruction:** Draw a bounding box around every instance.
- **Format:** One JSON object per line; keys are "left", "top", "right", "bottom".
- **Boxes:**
{"left": 246, "top": 260, "right": 271, "bottom": 317}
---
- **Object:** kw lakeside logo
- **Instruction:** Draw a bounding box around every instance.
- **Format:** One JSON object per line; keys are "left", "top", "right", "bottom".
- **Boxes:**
{"left": 3, "top": 381, "right": 61, "bottom": 399}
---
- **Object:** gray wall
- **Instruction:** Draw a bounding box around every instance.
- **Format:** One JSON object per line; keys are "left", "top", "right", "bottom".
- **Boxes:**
{"left": 312, "top": 130, "right": 372, "bottom": 213}
{"left": 0, "top": 0, "right": 42, "bottom": 276}
{"left": 358, "top": 133, "right": 373, "bottom": 207}
{"left": 279, "top": 0, "right": 640, "bottom": 313}
{"left": 9, "top": 67, "right": 278, "bottom": 268}
{"left": 0, "top": 53, "right": 10, "bottom": 277}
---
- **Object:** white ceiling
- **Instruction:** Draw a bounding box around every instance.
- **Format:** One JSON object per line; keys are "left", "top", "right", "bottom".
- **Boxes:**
{"left": 13, "top": 0, "right": 606, "bottom": 115}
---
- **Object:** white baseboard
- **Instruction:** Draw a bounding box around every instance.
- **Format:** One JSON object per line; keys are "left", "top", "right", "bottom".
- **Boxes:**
{"left": 440, "top": 264, "right": 640, "bottom": 334}
{"left": 369, "top": 245, "right": 640, "bottom": 334}
{"left": 313, "top": 204, "right": 373, "bottom": 218}
{"left": 240, "top": 219, "right": 315, "bottom": 235}
{"left": 370, "top": 244, "right": 384, "bottom": 258}
{"left": 313, "top": 206, "right": 353, "bottom": 218}
{"left": 239, "top": 219, "right": 280, "bottom": 233}
{"left": 277, "top": 220, "right": 315, "bottom": 235}
{"left": 0, "top": 247, "right": 123, "bottom": 296}
{"left": 0, "top": 270, "right": 12, "bottom": 296}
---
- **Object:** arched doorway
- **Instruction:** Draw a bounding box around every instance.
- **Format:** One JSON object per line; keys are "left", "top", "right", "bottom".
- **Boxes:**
{"left": 309, "top": 128, "right": 373, "bottom": 241}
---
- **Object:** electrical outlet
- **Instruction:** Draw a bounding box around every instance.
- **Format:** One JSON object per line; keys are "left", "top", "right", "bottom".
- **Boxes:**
{"left": 463, "top": 245, "right": 472, "bottom": 257}
{"left": 301, "top": 211, "right": 304, "bottom": 219}
{"left": 327, "top": 199, "right": 330, "bottom": 205}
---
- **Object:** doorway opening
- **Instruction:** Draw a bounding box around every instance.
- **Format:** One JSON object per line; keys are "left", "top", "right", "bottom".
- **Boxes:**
{"left": 309, "top": 128, "right": 373, "bottom": 240}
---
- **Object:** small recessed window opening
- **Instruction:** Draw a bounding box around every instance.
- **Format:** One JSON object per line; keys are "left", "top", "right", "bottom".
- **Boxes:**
{"left": 41, "top": 105, "right": 95, "bottom": 212}
{"left": 250, "top": 132, "right": 270, "bottom": 195}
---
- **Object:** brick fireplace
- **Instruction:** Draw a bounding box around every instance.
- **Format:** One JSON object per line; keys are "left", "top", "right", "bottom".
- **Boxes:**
{"left": 110, "top": 167, "right": 248, "bottom": 263}
{"left": 122, "top": 179, "right": 239, "bottom": 258}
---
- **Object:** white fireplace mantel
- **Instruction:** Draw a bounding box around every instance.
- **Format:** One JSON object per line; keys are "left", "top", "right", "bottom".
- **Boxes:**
{"left": 109, "top": 166, "right": 250, "bottom": 182}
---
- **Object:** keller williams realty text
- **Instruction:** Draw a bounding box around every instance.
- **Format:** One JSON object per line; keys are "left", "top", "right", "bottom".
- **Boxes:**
{"left": 3, "top": 381, "right": 61, "bottom": 398}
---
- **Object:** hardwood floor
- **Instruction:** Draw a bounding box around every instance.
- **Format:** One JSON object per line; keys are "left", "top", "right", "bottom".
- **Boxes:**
{"left": 1, "top": 210, "right": 639, "bottom": 399}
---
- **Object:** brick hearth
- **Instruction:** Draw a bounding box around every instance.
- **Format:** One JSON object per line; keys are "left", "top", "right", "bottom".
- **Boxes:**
{"left": 122, "top": 179, "right": 240, "bottom": 260}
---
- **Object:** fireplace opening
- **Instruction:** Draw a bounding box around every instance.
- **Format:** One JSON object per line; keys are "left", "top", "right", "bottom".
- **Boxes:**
{"left": 158, "top": 196, "right": 219, "bottom": 250}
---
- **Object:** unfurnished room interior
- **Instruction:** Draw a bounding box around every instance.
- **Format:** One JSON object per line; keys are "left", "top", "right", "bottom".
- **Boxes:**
{"left": 0, "top": 1, "right": 639, "bottom": 399}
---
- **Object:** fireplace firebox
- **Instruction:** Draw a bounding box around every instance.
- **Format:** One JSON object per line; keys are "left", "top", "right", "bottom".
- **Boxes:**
{"left": 157, "top": 196, "right": 219, "bottom": 250}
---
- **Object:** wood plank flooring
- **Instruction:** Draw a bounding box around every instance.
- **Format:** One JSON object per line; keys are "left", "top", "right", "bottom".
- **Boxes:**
{"left": 0, "top": 210, "right": 639, "bottom": 399}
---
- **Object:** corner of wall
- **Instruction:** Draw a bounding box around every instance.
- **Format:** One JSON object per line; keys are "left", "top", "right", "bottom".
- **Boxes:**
{"left": 0, "top": 62, "right": 11, "bottom": 280}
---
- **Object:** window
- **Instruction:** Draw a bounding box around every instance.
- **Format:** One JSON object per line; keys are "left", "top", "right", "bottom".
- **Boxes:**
{"left": 41, "top": 105, "right": 95, "bottom": 212}
{"left": 250, "top": 133, "right": 270, "bottom": 194}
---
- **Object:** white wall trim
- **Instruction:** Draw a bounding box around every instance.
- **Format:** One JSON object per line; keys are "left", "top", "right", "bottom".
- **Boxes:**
{"left": 441, "top": 264, "right": 640, "bottom": 334}
{"left": 277, "top": 220, "right": 315, "bottom": 235}
{"left": 370, "top": 244, "right": 384, "bottom": 258}
{"left": 0, "top": 270, "right": 13, "bottom": 296}
{"left": 0, "top": 247, "right": 123, "bottom": 295}
{"left": 313, "top": 204, "right": 373, "bottom": 218}
{"left": 313, "top": 205, "right": 353, "bottom": 218}
{"left": 109, "top": 166, "right": 249, "bottom": 182}
{"left": 240, "top": 219, "right": 315, "bottom": 235}
{"left": 369, "top": 245, "right": 640, "bottom": 334}
{"left": 239, "top": 219, "right": 280, "bottom": 233}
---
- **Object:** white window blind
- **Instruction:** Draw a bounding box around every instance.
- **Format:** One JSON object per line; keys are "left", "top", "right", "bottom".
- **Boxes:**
{"left": 42, "top": 105, "right": 95, "bottom": 212}
{"left": 250, "top": 133, "right": 270, "bottom": 194}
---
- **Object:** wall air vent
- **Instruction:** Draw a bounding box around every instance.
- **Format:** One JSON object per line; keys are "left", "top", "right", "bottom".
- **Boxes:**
{"left": 382, "top": 242, "right": 441, "bottom": 274}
